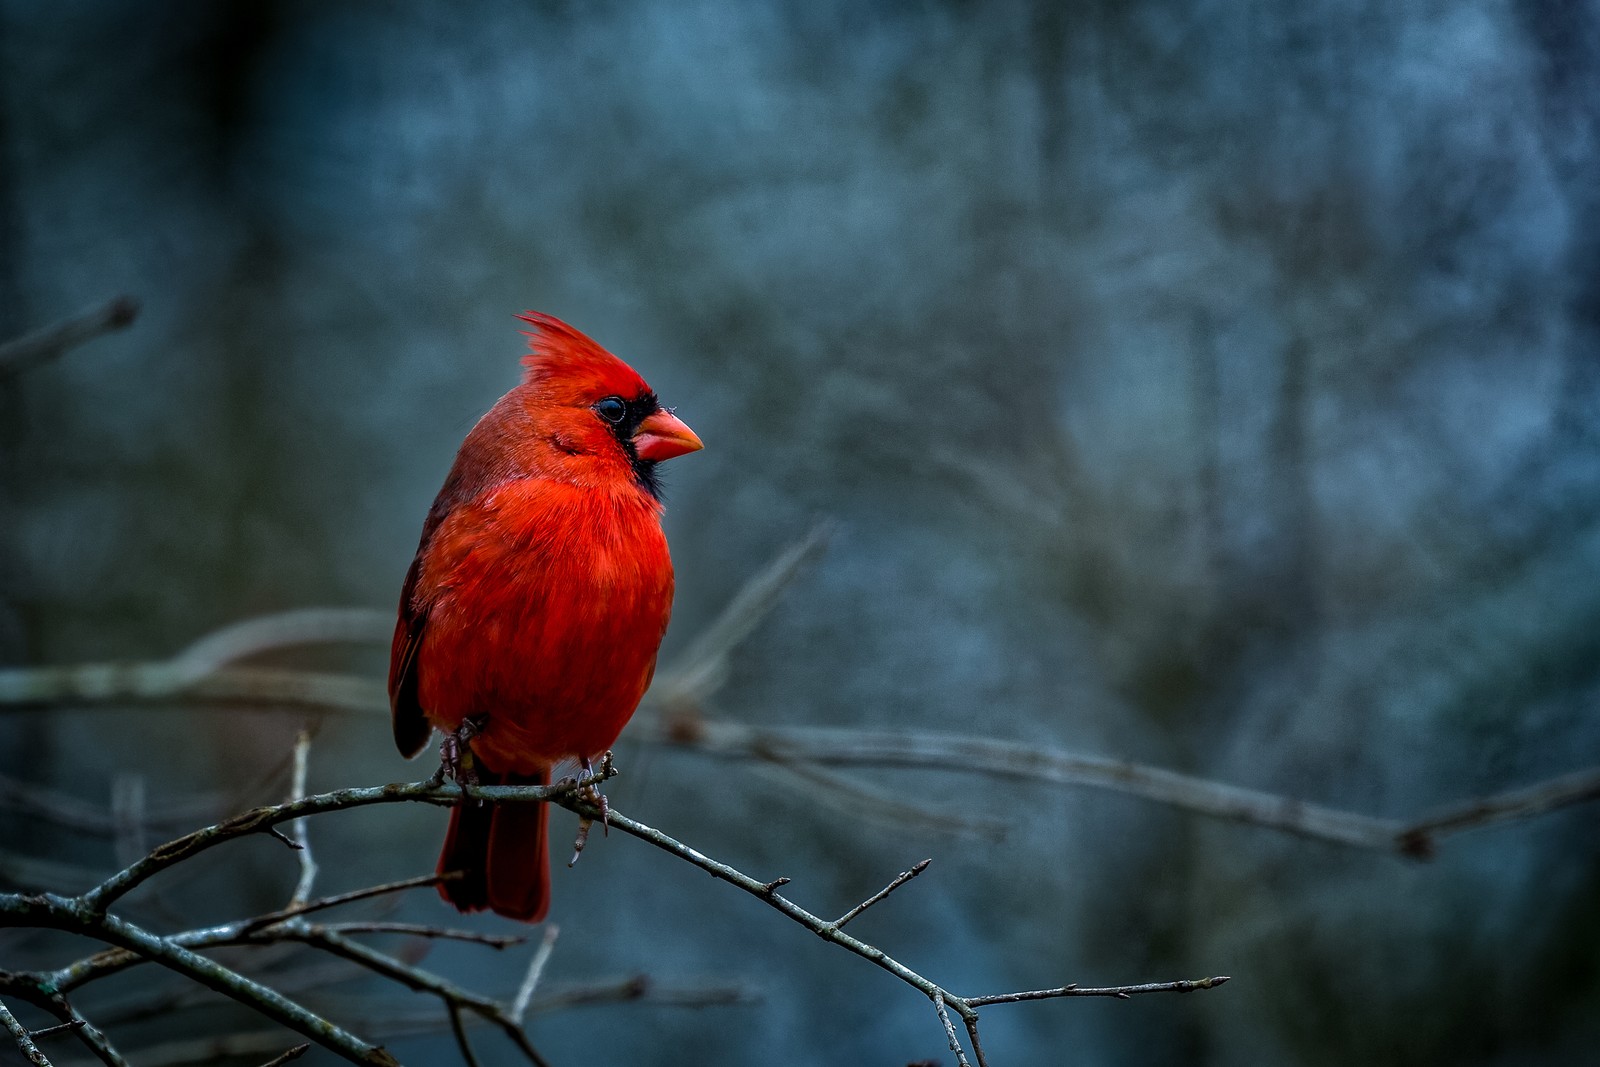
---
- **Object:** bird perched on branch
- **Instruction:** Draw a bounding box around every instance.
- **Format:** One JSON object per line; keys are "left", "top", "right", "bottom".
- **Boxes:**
{"left": 388, "top": 312, "right": 702, "bottom": 922}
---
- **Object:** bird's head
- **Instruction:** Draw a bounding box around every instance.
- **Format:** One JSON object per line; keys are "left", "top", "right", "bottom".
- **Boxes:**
{"left": 514, "top": 311, "right": 703, "bottom": 497}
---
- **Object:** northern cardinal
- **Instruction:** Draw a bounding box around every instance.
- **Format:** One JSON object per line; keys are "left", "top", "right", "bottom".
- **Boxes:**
{"left": 388, "top": 312, "right": 702, "bottom": 922}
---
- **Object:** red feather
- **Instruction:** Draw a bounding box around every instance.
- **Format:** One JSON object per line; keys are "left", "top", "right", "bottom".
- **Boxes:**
{"left": 389, "top": 312, "right": 701, "bottom": 922}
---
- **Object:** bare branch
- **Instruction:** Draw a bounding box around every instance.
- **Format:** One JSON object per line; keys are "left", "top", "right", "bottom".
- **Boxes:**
{"left": 510, "top": 924, "right": 561, "bottom": 1025}
{"left": 127, "top": 1030, "right": 317, "bottom": 1067}
{"left": 0, "top": 896, "right": 399, "bottom": 1066}
{"left": 3, "top": 777, "right": 1223, "bottom": 1065}
{"left": 13, "top": 993, "right": 128, "bottom": 1067}
{"left": 293, "top": 926, "right": 550, "bottom": 1067}
{"left": 0, "top": 772, "right": 219, "bottom": 838}
{"left": 964, "top": 976, "right": 1232, "bottom": 1006}
{"left": 108, "top": 775, "right": 148, "bottom": 869}
{"left": 259, "top": 1044, "right": 311, "bottom": 1067}
{"left": 933, "top": 992, "right": 972, "bottom": 1067}
{"left": 649, "top": 522, "right": 831, "bottom": 711}
{"left": 1396, "top": 766, "right": 1600, "bottom": 856}
{"left": 666, "top": 719, "right": 1406, "bottom": 850}
{"left": 446, "top": 1004, "right": 483, "bottom": 1067}
{"left": 8, "top": 655, "right": 1593, "bottom": 858}
{"left": 963, "top": 1014, "right": 989, "bottom": 1067}
{"left": 288, "top": 731, "right": 318, "bottom": 907}
{"left": 542, "top": 790, "right": 1223, "bottom": 1056}
{"left": 832, "top": 859, "right": 931, "bottom": 929}
{"left": 81, "top": 782, "right": 459, "bottom": 912}
{"left": 744, "top": 760, "right": 1008, "bottom": 837}
{"left": 525, "top": 976, "right": 755, "bottom": 1015}
{"left": 0, "top": 662, "right": 382, "bottom": 718}
{"left": 0, "top": 296, "right": 139, "bottom": 379}
{"left": 316, "top": 922, "right": 523, "bottom": 947}
{"left": 239, "top": 872, "right": 461, "bottom": 934}
{"left": 0, "top": 997, "right": 54, "bottom": 1066}
{"left": 167, "top": 608, "right": 392, "bottom": 685}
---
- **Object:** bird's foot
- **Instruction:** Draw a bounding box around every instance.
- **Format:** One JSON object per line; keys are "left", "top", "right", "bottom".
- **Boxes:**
{"left": 438, "top": 716, "right": 488, "bottom": 791}
{"left": 580, "top": 754, "right": 611, "bottom": 834}
{"left": 564, "top": 752, "right": 615, "bottom": 867}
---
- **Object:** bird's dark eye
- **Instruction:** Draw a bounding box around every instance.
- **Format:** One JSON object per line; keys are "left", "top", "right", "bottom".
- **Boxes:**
{"left": 595, "top": 397, "right": 627, "bottom": 424}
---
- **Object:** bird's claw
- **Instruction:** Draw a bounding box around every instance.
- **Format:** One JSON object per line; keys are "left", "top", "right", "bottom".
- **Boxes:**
{"left": 569, "top": 816, "right": 593, "bottom": 868}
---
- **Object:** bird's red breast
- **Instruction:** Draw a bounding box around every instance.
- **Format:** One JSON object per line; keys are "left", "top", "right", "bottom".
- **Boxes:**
{"left": 387, "top": 311, "right": 701, "bottom": 920}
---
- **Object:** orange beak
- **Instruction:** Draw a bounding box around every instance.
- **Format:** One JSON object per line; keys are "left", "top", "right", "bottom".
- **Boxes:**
{"left": 634, "top": 409, "right": 703, "bottom": 462}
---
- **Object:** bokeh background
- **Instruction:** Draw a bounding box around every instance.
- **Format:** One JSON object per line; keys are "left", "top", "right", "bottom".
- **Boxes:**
{"left": 4, "top": 1, "right": 1600, "bottom": 1064}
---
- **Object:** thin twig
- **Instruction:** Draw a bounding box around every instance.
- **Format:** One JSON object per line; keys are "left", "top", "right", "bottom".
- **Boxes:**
{"left": 745, "top": 759, "right": 1008, "bottom": 837}
{"left": 542, "top": 791, "right": 1225, "bottom": 1058}
{"left": 527, "top": 976, "right": 755, "bottom": 1015}
{"left": 0, "top": 772, "right": 220, "bottom": 839}
{"left": 258, "top": 1044, "right": 311, "bottom": 1067}
{"left": 33, "top": 873, "right": 467, "bottom": 997}
{"left": 511, "top": 924, "right": 561, "bottom": 1024}
{"left": 317, "top": 921, "right": 523, "bottom": 947}
{"left": 21, "top": 994, "right": 127, "bottom": 1067}
{"left": 0, "top": 996, "right": 53, "bottom": 1066}
{"left": 166, "top": 608, "right": 393, "bottom": 685}
{"left": 3, "top": 779, "right": 1223, "bottom": 1065}
{"left": 833, "top": 859, "right": 932, "bottom": 930}
{"left": 665, "top": 719, "right": 1408, "bottom": 850}
{"left": 446, "top": 1004, "right": 482, "bottom": 1067}
{"left": 108, "top": 775, "right": 148, "bottom": 870}
{"left": 963, "top": 1014, "right": 989, "bottom": 1067}
{"left": 125, "top": 1030, "right": 315, "bottom": 1067}
{"left": 239, "top": 872, "right": 461, "bottom": 933}
{"left": 1396, "top": 766, "right": 1600, "bottom": 856}
{"left": 933, "top": 992, "right": 972, "bottom": 1067}
{"left": 964, "top": 976, "right": 1232, "bottom": 1006}
{"left": 288, "top": 731, "right": 318, "bottom": 907}
{"left": 0, "top": 896, "right": 398, "bottom": 1066}
{"left": 292, "top": 926, "right": 550, "bottom": 1067}
{"left": 0, "top": 296, "right": 139, "bottom": 378}
{"left": 649, "top": 523, "right": 831, "bottom": 711}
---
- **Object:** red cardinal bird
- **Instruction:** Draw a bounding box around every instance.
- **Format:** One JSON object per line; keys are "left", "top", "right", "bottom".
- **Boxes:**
{"left": 388, "top": 312, "right": 702, "bottom": 922}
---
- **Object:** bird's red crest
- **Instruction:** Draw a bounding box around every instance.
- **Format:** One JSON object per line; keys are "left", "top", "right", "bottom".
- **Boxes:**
{"left": 516, "top": 311, "right": 651, "bottom": 401}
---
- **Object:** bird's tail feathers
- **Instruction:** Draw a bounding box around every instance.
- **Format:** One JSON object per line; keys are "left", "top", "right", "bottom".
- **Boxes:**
{"left": 437, "top": 766, "right": 551, "bottom": 923}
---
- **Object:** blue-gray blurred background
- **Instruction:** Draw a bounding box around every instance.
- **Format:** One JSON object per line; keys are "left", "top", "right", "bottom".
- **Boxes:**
{"left": 4, "top": 2, "right": 1599, "bottom": 1064}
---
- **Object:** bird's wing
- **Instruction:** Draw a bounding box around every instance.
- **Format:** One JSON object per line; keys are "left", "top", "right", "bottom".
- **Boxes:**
{"left": 388, "top": 553, "right": 433, "bottom": 758}
{"left": 389, "top": 414, "right": 526, "bottom": 759}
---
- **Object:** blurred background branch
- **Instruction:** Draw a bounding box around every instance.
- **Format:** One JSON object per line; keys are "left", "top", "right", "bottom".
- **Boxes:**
{"left": 0, "top": 296, "right": 139, "bottom": 379}
{"left": 2, "top": 543, "right": 1594, "bottom": 863}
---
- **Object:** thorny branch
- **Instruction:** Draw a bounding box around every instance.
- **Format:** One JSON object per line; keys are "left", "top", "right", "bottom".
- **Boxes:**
{"left": 5, "top": 776, "right": 1223, "bottom": 1067}
{"left": 0, "top": 721, "right": 747, "bottom": 1067}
